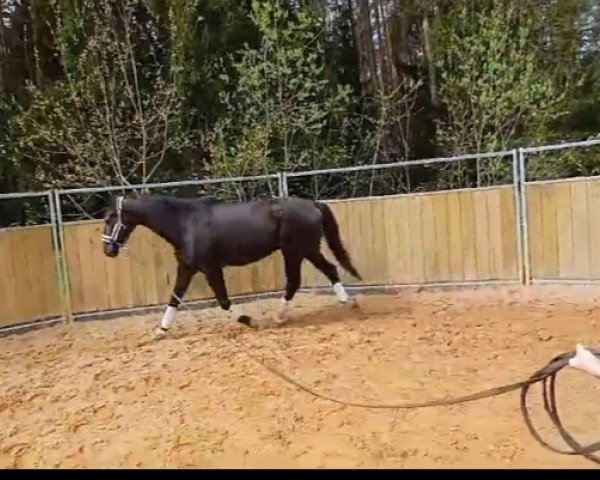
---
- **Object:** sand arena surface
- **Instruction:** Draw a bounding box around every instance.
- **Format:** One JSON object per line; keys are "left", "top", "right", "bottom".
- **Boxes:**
{"left": 0, "top": 287, "right": 599, "bottom": 469}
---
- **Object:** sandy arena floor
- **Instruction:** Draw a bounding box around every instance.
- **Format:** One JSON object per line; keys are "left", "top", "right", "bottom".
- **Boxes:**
{"left": 0, "top": 286, "right": 599, "bottom": 469}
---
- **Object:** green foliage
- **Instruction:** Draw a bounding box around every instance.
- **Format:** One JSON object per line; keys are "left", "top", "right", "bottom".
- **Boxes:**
{"left": 206, "top": 0, "right": 355, "bottom": 178}
{"left": 1, "top": 0, "right": 599, "bottom": 196}
{"left": 0, "top": 93, "right": 19, "bottom": 188}
{"left": 434, "top": 2, "right": 573, "bottom": 155}
{"left": 12, "top": 0, "right": 195, "bottom": 188}
{"left": 432, "top": 1, "right": 582, "bottom": 185}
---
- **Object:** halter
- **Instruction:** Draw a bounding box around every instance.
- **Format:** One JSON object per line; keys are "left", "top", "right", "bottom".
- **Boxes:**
{"left": 101, "top": 196, "right": 126, "bottom": 245}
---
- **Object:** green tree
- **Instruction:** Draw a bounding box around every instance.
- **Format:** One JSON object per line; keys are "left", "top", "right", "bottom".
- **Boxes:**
{"left": 12, "top": 0, "right": 194, "bottom": 188}
{"left": 207, "top": 0, "right": 354, "bottom": 180}
{"left": 433, "top": 1, "right": 576, "bottom": 185}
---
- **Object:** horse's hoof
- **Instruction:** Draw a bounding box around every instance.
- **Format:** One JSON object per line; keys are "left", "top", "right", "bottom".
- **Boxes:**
{"left": 237, "top": 315, "right": 253, "bottom": 327}
{"left": 275, "top": 310, "right": 290, "bottom": 327}
{"left": 153, "top": 327, "right": 168, "bottom": 340}
{"left": 274, "top": 319, "right": 288, "bottom": 328}
{"left": 348, "top": 297, "right": 361, "bottom": 310}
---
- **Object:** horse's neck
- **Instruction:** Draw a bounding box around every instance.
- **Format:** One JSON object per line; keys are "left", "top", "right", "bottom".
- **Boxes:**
{"left": 144, "top": 220, "right": 182, "bottom": 249}
{"left": 128, "top": 199, "right": 183, "bottom": 249}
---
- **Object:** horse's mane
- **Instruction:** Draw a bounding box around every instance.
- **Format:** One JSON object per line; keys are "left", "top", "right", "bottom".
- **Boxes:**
{"left": 197, "top": 196, "right": 223, "bottom": 205}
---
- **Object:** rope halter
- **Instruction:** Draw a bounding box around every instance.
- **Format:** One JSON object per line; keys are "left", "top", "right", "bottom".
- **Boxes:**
{"left": 101, "top": 196, "right": 125, "bottom": 246}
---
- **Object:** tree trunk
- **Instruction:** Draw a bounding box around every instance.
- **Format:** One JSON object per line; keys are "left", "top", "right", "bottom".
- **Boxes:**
{"left": 354, "top": 0, "right": 380, "bottom": 95}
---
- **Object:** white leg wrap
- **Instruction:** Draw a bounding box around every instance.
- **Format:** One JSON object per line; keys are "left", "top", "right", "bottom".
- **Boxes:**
{"left": 333, "top": 282, "right": 349, "bottom": 303}
{"left": 161, "top": 306, "right": 177, "bottom": 330}
{"left": 276, "top": 298, "right": 291, "bottom": 325}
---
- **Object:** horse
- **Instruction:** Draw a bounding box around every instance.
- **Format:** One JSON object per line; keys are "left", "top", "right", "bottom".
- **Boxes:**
{"left": 101, "top": 194, "right": 362, "bottom": 338}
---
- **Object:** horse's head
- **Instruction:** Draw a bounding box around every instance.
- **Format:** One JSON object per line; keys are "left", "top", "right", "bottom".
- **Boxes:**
{"left": 102, "top": 196, "right": 136, "bottom": 257}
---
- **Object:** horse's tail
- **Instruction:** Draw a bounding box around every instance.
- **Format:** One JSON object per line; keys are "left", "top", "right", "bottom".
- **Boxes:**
{"left": 316, "top": 202, "right": 362, "bottom": 280}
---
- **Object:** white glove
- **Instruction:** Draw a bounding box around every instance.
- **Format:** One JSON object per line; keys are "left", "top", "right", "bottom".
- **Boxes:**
{"left": 568, "top": 344, "right": 600, "bottom": 378}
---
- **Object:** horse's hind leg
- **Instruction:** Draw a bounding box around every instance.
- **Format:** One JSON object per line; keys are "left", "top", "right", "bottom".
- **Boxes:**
{"left": 154, "top": 263, "right": 194, "bottom": 339}
{"left": 307, "top": 252, "right": 356, "bottom": 306}
{"left": 205, "top": 267, "right": 252, "bottom": 327}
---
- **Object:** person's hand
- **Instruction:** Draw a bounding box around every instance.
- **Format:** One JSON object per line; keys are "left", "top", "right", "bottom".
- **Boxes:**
{"left": 568, "top": 344, "right": 600, "bottom": 378}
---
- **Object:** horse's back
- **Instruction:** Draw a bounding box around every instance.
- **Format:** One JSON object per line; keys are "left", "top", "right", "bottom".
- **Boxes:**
{"left": 210, "top": 196, "right": 320, "bottom": 223}
{"left": 210, "top": 196, "right": 322, "bottom": 239}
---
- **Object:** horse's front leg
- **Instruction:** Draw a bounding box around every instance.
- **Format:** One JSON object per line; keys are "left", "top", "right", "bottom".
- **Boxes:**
{"left": 206, "top": 267, "right": 252, "bottom": 327}
{"left": 154, "top": 263, "right": 194, "bottom": 339}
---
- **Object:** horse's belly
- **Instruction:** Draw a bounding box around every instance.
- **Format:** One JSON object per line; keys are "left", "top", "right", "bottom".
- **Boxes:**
{"left": 222, "top": 243, "right": 279, "bottom": 266}
{"left": 210, "top": 210, "right": 280, "bottom": 266}
{"left": 216, "top": 231, "right": 279, "bottom": 267}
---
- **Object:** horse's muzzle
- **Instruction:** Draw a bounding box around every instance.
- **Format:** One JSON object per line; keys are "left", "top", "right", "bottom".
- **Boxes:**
{"left": 104, "top": 242, "right": 120, "bottom": 258}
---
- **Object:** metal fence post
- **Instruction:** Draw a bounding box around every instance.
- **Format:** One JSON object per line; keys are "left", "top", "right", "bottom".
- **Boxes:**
{"left": 518, "top": 147, "right": 531, "bottom": 285}
{"left": 511, "top": 150, "right": 525, "bottom": 285}
{"left": 53, "top": 190, "right": 74, "bottom": 323}
{"left": 278, "top": 172, "right": 289, "bottom": 197}
{"left": 47, "top": 191, "right": 67, "bottom": 324}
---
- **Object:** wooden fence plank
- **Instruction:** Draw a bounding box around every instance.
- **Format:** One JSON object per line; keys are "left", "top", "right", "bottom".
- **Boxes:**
{"left": 458, "top": 191, "right": 477, "bottom": 281}
{"left": 571, "top": 181, "right": 591, "bottom": 278}
{"left": 473, "top": 190, "right": 491, "bottom": 280}
{"left": 382, "top": 197, "right": 407, "bottom": 283}
{"left": 397, "top": 196, "right": 413, "bottom": 283}
{"left": 128, "top": 230, "right": 154, "bottom": 307}
{"left": 64, "top": 225, "right": 84, "bottom": 312}
{"left": 486, "top": 188, "right": 503, "bottom": 279}
{"left": 0, "top": 227, "right": 61, "bottom": 328}
{"left": 554, "top": 183, "right": 574, "bottom": 278}
{"left": 540, "top": 186, "right": 560, "bottom": 278}
{"left": 369, "top": 198, "right": 391, "bottom": 284}
{"left": 0, "top": 231, "right": 18, "bottom": 325}
{"left": 587, "top": 180, "right": 600, "bottom": 278}
{"left": 432, "top": 193, "right": 451, "bottom": 281}
{"left": 404, "top": 196, "right": 423, "bottom": 283}
{"left": 7, "top": 230, "right": 32, "bottom": 321}
{"left": 420, "top": 195, "right": 437, "bottom": 282}
{"left": 21, "top": 228, "right": 60, "bottom": 320}
{"left": 526, "top": 185, "right": 543, "bottom": 279}
{"left": 446, "top": 192, "right": 464, "bottom": 282}
{"left": 500, "top": 186, "right": 518, "bottom": 279}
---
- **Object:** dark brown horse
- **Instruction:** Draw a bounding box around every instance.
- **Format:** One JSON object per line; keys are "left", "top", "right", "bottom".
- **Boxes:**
{"left": 102, "top": 195, "right": 362, "bottom": 337}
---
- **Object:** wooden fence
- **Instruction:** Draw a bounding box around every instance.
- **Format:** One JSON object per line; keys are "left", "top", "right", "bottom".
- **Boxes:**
{"left": 0, "top": 226, "right": 62, "bottom": 328}
{"left": 302, "top": 185, "right": 519, "bottom": 288}
{"left": 60, "top": 184, "right": 519, "bottom": 316}
{"left": 6, "top": 177, "right": 600, "bottom": 328}
{"left": 526, "top": 177, "right": 600, "bottom": 281}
